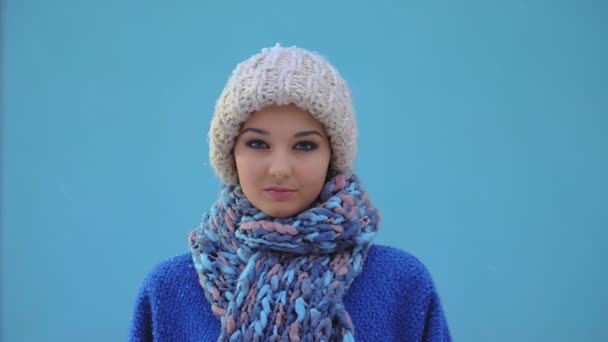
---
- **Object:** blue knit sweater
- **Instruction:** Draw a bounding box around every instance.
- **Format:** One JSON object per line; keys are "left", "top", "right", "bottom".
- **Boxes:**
{"left": 129, "top": 245, "right": 451, "bottom": 341}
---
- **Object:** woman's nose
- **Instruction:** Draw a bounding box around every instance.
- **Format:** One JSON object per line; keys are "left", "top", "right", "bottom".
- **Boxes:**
{"left": 267, "top": 151, "right": 292, "bottom": 179}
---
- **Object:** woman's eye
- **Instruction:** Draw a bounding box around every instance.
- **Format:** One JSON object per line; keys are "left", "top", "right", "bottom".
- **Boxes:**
{"left": 294, "top": 141, "right": 318, "bottom": 151}
{"left": 246, "top": 139, "right": 269, "bottom": 149}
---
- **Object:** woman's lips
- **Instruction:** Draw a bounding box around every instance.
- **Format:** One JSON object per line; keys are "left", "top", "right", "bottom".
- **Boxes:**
{"left": 264, "top": 187, "right": 296, "bottom": 200}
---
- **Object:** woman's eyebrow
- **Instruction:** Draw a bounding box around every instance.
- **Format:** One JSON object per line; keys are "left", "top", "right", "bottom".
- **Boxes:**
{"left": 241, "top": 128, "right": 322, "bottom": 138}
{"left": 294, "top": 130, "right": 322, "bottom": 138}
{"left": 241, "top": 127, "right": 269, "bottom": 135}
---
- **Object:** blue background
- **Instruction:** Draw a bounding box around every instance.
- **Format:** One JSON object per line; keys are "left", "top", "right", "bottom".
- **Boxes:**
{"left": 3, "top": 0, "right": 607, "bottom": 341}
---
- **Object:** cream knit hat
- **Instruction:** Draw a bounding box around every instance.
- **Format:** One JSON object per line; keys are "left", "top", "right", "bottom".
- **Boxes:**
{"left": 209, "top": 44, "right": 358, "bottom": 185}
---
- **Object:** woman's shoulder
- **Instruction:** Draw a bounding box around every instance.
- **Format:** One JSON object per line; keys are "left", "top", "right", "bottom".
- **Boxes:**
{"left": 367, "top": 244, "right": 426, "bottom": 266}
{"left": 138, "top": 253, "right": 197, "bottom": 292}
{"left": 358, "top": 244, "right": 439, "bottom": 294}
{"left": 130, "top": 253, "right": 219, "bottom": 340}
{"left": 346, "top": 245, "right": 451, "bottom": 340}
{"left": 367, "top": 244, "right": 433, "bottom": 273}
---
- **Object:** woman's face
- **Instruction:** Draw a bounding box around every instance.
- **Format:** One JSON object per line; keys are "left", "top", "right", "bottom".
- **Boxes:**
{"left": 234, "top": 104, "right": 331, "bottom": 218}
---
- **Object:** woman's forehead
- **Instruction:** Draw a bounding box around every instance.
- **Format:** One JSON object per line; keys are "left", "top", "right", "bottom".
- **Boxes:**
{"left": 242, "top": 104, "right": 326, "bottom": 133}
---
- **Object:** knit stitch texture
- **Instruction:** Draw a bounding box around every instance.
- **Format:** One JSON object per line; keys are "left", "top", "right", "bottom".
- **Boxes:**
{"left": 189, "top": 174, "right": 379, "bottom": 341}
{"left": 129, "top": 245, "right": 451, "bottom": 341}
{"left": 209, "top": 45, "right": 357, "bottom": 185}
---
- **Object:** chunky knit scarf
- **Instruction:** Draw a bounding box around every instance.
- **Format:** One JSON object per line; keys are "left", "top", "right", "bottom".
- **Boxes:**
{"left": 189, "top": 174, "right": 380, "bottom": 342}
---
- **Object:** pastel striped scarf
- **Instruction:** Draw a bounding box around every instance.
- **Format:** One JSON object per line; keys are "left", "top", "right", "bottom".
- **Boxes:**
{"left": 189, "top": 174, "right": 380, "bottom": 341}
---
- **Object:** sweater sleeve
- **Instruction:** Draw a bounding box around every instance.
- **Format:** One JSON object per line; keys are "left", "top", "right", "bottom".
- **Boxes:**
{"left": 392, "top": 248, "right": 451, "bottom": 342}
{"left": 128, "top": 281, "right": 154, "bottom": 342}
{"left": 421, "top": 287, "right": 451, "bottom": 341}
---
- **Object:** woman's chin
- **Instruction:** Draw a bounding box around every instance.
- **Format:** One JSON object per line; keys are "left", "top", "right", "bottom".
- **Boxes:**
{"left": 259, "top": 204, "right": 302, "bottom": 218}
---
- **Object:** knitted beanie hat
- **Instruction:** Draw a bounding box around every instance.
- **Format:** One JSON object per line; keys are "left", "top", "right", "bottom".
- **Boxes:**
{"left": 209, "top": 44, "right": 358, "bottom": 185}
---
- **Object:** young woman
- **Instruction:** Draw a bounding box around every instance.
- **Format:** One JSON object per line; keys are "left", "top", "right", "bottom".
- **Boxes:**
{"left": 129, "top": 45, "right": 451, "bottom": 341}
